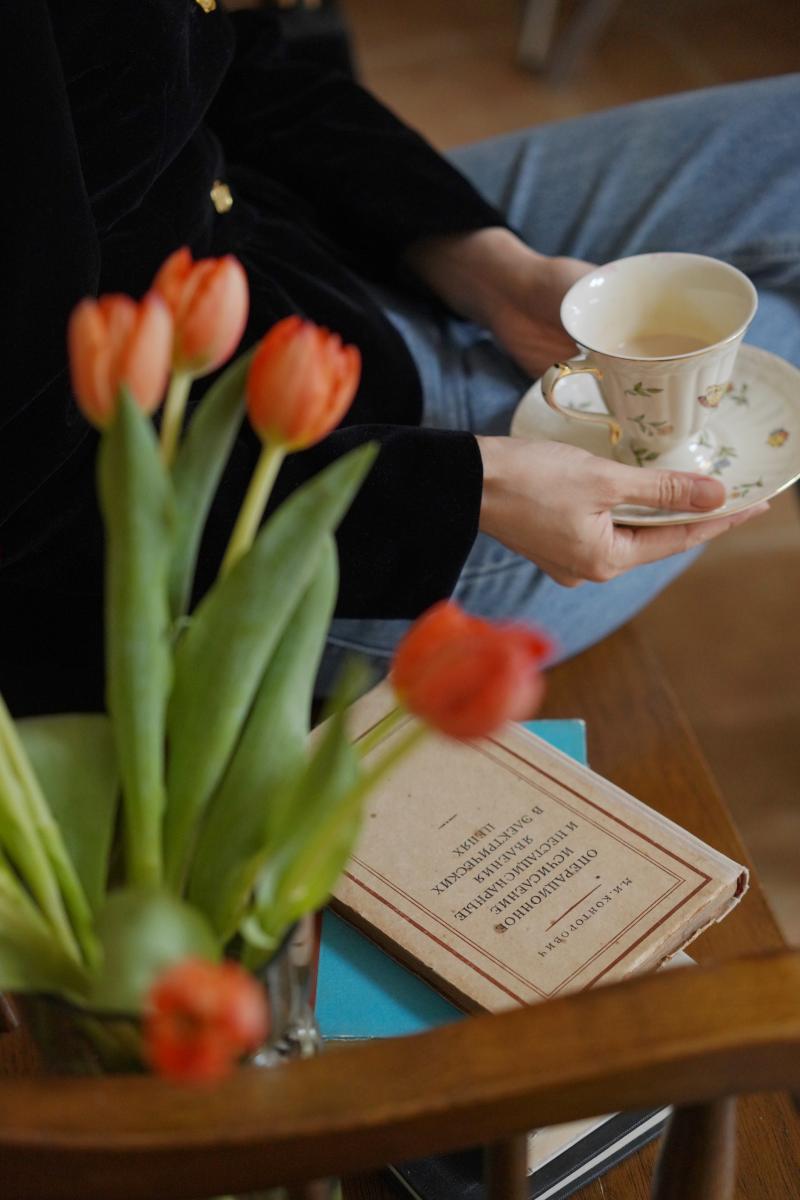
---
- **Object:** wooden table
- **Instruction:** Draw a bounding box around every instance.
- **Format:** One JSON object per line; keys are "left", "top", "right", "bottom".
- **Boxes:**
{"left": 1, "top": 626, "right": 797, "bottom": 1198}
{"left": 344, "top": 626, "right": 800, "bottom": 1200}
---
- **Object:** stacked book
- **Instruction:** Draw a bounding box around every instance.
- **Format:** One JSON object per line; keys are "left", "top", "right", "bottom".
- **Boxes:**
{"left": 316, "top": 688, "right": 747, "bottom": 1199}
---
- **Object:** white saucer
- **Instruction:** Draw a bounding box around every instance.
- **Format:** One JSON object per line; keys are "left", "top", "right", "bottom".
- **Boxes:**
{"left": 511, "top": 344, "right": 800, "bottom": 526}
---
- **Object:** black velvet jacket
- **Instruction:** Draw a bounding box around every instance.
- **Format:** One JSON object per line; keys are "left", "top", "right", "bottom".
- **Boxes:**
{"left": 2, "top": 1, "right": 504, "bottom": 709}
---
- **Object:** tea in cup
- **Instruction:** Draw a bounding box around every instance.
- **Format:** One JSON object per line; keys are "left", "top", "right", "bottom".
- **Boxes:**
{"left": 542, "top": 253, "right": 758, "bottom": 470}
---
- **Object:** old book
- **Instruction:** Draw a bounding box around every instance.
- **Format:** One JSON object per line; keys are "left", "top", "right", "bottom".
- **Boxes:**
{"left": 318, "top": 718, "right": 586, "bottom": 1040}
{"left": 332, "top": 683, "right": 748, "bottom": 1014}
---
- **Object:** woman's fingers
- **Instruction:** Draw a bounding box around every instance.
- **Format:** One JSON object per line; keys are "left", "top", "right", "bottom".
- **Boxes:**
{"left": 475, "top": 437, "right": 770, "bottom": 589}
{"left": 612, "top": 502, "right": 770, "bottom": 571}
{"left": 609, "top": 463, "right": 727, "bottom": 513}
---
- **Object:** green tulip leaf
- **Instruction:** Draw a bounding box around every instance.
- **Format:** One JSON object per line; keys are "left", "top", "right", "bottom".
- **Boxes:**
{"left": 187, "top": 537, "right": 338, "bottom": 939}
{"left": 170, "top": 350, "right": 253, "bottom": 618}
{"left": 240, "top": 702, "right": 362, "bottom": 966}
{"left": 98, "top": 391, "right": 173, "bottom": 887}
{"left": 88, "top": 888, "right": 219, "bottom": 1014}
{"left": 164, "top": 441, "right": 377, "bottom": 889}
{"left": 18, "top": 715, "right": 118, "bottom": 917}
{"left": 0, "top": 712, "right": 82, "bottom": 961}
{"left": 0, "top": 860, "right": 89, "bottom": 998}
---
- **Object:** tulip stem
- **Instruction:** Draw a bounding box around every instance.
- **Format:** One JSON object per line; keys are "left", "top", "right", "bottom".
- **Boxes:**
{"left": 160, "top": 371, "right": 193, "bottom": 468}
{"left": 356, "top": 705, "right": 406, "bottom": 759}
{"left": 354, "top": 720, "right": 429, "bottom": 804}
{"left": 220, "top": 441, "right": 285, "bottom": 577}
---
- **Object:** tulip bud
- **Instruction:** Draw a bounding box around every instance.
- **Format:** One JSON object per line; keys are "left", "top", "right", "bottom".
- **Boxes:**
{"left": 153, "top": 247, "right": 249, "bottom": 376}
{"left": 391, "top": 601, "right": 552, "bottom": 740}
{"left": 144, "top": 957, "right": 269, "bottom": 1084}
{"left": 246, "top": 315, "right": 361, "bottom": 450}
{"left": 68, "top": 292, "right": 173, "bottom": 429}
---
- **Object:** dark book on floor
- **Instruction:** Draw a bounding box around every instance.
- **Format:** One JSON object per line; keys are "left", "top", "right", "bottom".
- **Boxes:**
{"left": 388, "top": 1107, "right": 670, "bottom": 1200}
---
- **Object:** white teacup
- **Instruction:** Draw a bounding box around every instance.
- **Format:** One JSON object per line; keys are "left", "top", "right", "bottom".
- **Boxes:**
{"left": 542, "top": 253, "right": 758, "bottom": 470}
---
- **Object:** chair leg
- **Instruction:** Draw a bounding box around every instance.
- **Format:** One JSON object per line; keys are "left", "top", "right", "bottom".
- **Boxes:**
{"left": 544, "top": 0, "right": 623, "bottom": 85}
{"left": 517, "top": 0, "right": 561, "bottom": 71}
{"left": 0, "top": 994, "right": 19, "bottom": 1033}
{"left": 484, "top": 1133, "right": 528, "bottom": 1200}
{"left": 652, "top": 1099, "right": 737, "bottom": 1200}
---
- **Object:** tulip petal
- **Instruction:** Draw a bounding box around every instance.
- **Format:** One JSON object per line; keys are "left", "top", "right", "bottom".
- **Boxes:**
{"left": 178, "top": 256, "right": 249, "bottom": 375}
{"left": 391, "top": 603, "right": 551, "bottom": 740}
{"left": 120, "top": 292, "right": 173, "bottom": 415}
{"left": 246, "top": 316, "right": 361, "bottom": 450}
{"left": 68, "top": 293, "right": 171, "bottom": 427}
{"left": 144, "top": 956, "right": 268, "bottom": 1083}
{"left": 153, "top": 249, "right": 249, "bottom": 376}
{"left": 152, "top": 246, "right": 193, "bottom": 314}
{"left": 68, "top": 300, "right": 114, "bottom": 428}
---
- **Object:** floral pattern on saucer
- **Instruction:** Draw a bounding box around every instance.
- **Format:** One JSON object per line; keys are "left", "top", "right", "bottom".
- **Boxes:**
{"left": 510, "top": 345, "right": 800, "bottom": 526}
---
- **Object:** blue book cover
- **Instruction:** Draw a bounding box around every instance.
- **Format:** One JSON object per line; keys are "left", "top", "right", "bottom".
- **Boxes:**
{"left": 317, "top": 719, "right": 587, "bottom": 1041}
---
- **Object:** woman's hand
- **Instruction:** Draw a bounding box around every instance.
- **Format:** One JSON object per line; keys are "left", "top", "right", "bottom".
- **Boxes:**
{"left": 405, "top": 227, "right": 592, "bottom": 376}
{"left": 409, "top": 230, "right": 769, "bottom": 580}
{"left": 476, "top": 437, "right": 769, "bottom": 586}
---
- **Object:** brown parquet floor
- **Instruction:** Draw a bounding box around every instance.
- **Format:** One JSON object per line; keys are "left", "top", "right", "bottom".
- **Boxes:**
{"left": 341, "top": 0, "right": 800, "bottom": 941}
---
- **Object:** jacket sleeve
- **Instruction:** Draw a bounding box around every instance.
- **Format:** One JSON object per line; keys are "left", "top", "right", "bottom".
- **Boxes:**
{"left": 2, "top": 2, "right": 100, "bottom": 480}
{"left": 207, "top": 10, "right": 505, "bottom": 273}
{"left": 276, "top": 424, "right": 484, "bottom": 620}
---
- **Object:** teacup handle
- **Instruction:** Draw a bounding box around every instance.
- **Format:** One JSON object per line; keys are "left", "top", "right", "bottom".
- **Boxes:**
{"left": 541, "top": 358, "right": 622, "bottom": 447}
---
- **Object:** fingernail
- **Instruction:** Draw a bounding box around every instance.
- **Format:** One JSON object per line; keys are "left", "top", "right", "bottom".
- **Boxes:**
{"left": 690, "top": 477, "right": 726, "bottom": 509}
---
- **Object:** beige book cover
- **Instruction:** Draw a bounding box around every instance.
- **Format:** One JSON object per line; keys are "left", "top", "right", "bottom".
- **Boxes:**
{"left": 333, "top": 683, "right": 748, "bottom": 1014}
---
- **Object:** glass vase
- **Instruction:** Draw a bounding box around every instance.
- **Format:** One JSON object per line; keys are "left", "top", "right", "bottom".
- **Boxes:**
{"left": 18, "top": 914, "right": 338, "bottom": 1200}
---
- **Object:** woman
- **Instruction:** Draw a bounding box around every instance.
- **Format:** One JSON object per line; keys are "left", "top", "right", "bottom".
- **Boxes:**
{"left": 3, "top": 1, "right": 798, "bottom": 712}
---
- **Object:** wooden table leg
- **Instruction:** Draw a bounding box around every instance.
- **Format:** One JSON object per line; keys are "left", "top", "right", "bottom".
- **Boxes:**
{"left": 484, "top": 1133, "right": 528, "bottom": 1200}
{"left": 652, "top": 1099, "right": 737, "bottom": 1200}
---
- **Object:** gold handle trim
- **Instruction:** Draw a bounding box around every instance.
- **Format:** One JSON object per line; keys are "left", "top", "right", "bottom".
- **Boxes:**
{"left": 541, "top": 360, "right": 622, "bottom": 447}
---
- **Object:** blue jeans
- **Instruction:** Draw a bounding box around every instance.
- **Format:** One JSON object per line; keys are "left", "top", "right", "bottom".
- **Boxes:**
{"left": 321, "top": 75, "right": 800, "bottom": 688}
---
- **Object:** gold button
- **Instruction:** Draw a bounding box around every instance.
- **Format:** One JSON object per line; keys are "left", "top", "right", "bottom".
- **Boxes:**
{"left": 210, "top": 180, "right": 233, "bottom": 214}
{"left": 195, "top": 0, "right": 217, "bottom": 12}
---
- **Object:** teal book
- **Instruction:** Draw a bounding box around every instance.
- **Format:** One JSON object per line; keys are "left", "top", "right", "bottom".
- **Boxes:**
{"left": 316, "top": 719, "right": 587, "bottom": 1041}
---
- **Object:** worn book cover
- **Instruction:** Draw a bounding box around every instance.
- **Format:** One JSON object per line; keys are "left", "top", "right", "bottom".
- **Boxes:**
{"left": 333, "top": 683, "right": 748, "bottom": 1014}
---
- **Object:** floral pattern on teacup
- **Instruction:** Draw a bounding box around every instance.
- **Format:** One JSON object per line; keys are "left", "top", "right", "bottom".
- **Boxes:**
{"left": 767, "top": 428, "right": 790, "bottom": 447}
{"left": 698, "top": 382, "right": 728, "bottom": 408}
{"left": 624, "top": 382, "right": 663, "bottom": 398}
{"left": 628, "top": 413, "right": 674, "bottom": 438}
{"left": 631, "top": 444, "right": 659, "bottom": 467}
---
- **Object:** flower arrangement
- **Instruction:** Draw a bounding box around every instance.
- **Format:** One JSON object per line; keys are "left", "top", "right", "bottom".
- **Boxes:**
{"left": 0, "top": 249, "right": 551, "bottom": 1083}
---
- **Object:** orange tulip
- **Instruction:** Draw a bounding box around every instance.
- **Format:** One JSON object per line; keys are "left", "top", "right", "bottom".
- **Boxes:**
{"left": 391, "top": 601, "right": 552, "bottom": 740}
{"left": 68, "top": 292, "right": 173, "bottom": 429}
{"left": 153, "top": 247, "right": 249, "bottom": 376}
{"left": 246, "top": 315, "right": 361, "bottom": 450}
{"left": 144, "top": 958, "right": 269, "bottom": 1084}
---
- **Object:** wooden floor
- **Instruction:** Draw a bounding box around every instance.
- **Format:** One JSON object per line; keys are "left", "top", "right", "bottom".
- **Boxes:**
{"left": 342, "top": 0, "right": 800, "bottom": 941}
